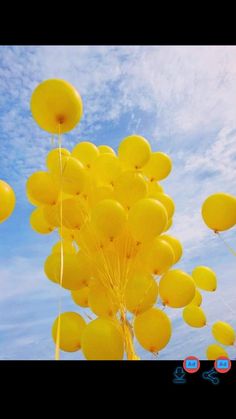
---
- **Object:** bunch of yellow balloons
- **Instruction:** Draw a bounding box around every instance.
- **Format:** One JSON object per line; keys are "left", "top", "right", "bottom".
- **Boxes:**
{"left": 28, "top": 79, "right": 235, "bottom": 360}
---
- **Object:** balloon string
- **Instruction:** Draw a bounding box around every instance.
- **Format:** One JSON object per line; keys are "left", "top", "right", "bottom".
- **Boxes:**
{"left": 216, "top": 232, "right": 236, "bottom": 257}
{"left": 55, "top": 124, "right": 64, "bottom": 361}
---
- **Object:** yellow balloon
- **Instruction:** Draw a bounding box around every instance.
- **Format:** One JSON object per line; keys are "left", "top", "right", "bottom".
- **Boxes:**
{"left": 43, "top": 203, "right": 60, "bottom": 227}
{"left": 183, "top": 305, "right": 207, "bottom": 328}
{"left": 142, "top": 238, "right": 174, "bottom": 275}
{"left": 118, "top": 135, "right": 151, "bottom": 170}
{"left": 71, "top": 287, "right": 90, "bottom": 308}
{"left": 128, "top": 198, "right": 168, "bottom": 243}
{"left": 98, "top": 145, "right": 115, "bottom": 155}
{"left": 202, "top": 193, "right": 236, "bottom": 232}
{"left": 113, "top": 170, "right": 147, "bottom": 209}
{"left": 91, "top": 199, "right": 127, "bottom": 241}
{"left": 134, "top": 308, "right": 172, "bottom": 352}
{"left": 125, "top": 272, "right": 158, "bottom": 315}
{"left": 52, "top": 240, "right": 76, "bottom": 255}
{"left": 26, "top": 191, "right": 41, "bottom": 207}
{"left": 160, "top": 235, "right": 183, "bottom": 264}
{"left": 46, "top": 147, "right": 70, "bottom": 171}
{"left": 192, "top": 266, "right": 217, "bottom": 292}
{"left": 88, "top": 281, "right": 118, "bottom": 317}
{"left": 26, "top": 171, "right": 59, "bottom": 205}
{"left": 114, "top": 227, "right": 140, "bottom": 260}
{"left": 93, "top": 154, "right": 121, "bottom": 186}
{"left": 159, "top": 269, "right": 196, "bottom": 308}
{"left": 0, "top": 180, "right": 16, "bottom": 223}
{"left": 31, "top": 79, "right": 83, "bottom": 134}
{"left": 52, "top": 312, "right": 86, "bottom": 352}
{"left": 44, "top": 251, "right": 91, "bottom": 290}
{"left": 143, "top": 152, "right": 172, "bottom": 181}
{"left": 153, "top": 193, "right": 175, "bottom": 219}
{"left": 212, "top": 321, "right": 235, "bottom": 346}
{"left": 50, "top": 155, "right": 85, "bottom": 196}
{"left": 61, "top": 198, "right": 87, "bottom": 230}
{"left": 72, "top": 141, "right": 99, "bottom": 169}
{"left": 30, "top": 207, "right": 54, "bottom": 234}
{"left": 188, "top": 289, "right": 202, "bottom": 306}
{"left": 82, "top": 318, "right": 124, "bottom": 360}
{"left": 206, "top": 344, "right": 229, "bottom": 360}
{"left": 147, "top": 181, "right": 164, "bottom": 197}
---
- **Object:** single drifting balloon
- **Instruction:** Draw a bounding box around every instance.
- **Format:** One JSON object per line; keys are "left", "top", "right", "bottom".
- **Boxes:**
{"left": 212, "top": 321, "right": 235, "bottom": 346}
{"left": 202, "top": 192, "right": 236, "bottom": 232}
{"left": 182, "top": 305, "right": 206, "bottom": 328}
{"left": 0, "top": 180, "right": 16, "bottom": 223}
{"left": 31, "top": 79, "right": 83, "bottom": 134}
{"left": 192, "top": 266, "right": 217, "bottom": 292}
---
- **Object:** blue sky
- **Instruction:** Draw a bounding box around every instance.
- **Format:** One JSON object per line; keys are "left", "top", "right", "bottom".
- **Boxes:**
{"left": 0, "top": 46, "right": 236, "bottom": 360}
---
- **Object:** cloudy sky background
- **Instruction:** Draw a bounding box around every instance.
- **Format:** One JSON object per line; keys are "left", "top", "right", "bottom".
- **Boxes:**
{"left": 0, "top": 46, "right": 236, "bottom": 360}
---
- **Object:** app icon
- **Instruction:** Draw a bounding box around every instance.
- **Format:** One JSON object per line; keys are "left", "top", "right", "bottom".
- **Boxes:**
{"left": 202, "top": 368, "right": 220, "bottom": 385}
{"left": 183, "top": 356, "right": 200, "bottom": 373}
{"left": 172, "top": 366, "right": 186, "bottom": 384}
{"left": 214, "top": 357, "right": 231, "bottom": 373}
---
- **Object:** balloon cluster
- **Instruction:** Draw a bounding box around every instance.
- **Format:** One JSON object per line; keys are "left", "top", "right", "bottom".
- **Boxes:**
{"left": 26, "top": 79, "right": 236, "bottom": 360}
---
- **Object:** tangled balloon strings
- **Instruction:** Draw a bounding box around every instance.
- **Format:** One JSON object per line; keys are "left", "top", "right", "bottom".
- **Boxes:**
{"left": 26, "top": 79, "right": 236, "bottom": 361}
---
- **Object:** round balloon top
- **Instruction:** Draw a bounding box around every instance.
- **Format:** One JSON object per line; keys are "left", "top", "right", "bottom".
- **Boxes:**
{"left": 30, "top": 79, "right": 83, "bottom": 134}
{"left": 0, "top": 180, "right": 16, "bottom": 223}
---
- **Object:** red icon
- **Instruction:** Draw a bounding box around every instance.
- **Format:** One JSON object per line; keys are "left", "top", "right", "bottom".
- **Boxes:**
{"left": 214, "top": 357, "right": 231, "bottom": 373}
{"left": 183, "top": 356, "right": 200, "bottom": 373}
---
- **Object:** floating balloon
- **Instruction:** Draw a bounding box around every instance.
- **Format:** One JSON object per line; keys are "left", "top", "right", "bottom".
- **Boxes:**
{"left": 31, "top": 79, "right": 83, "bottom": 134}
{"left": 113, "top": 170, "right": 147, "bottom": 209}
{"left": 160, "top": 234, "right": 183, "bottom": 264}
{"left": 91, "top": 199, "right": 126, "bottom": 241}
{"left": 52, "top": 312, "right": 86, "bottom": 352}
{"left": 81, "top": 318, "right": 124, "bottom": 360}
{"left": 124, "top": 272, "right": 158, "bottom": 315}
{"left": 183, "top": 305, "right": 206, "bottom": 328}
{"left": 142, "top": 237, "right": 174, "bottom": 276}
{"left": 212, "top": 321, "right": 235, "bottom": 346}
{"left": 0, "top": 180, "right": 16, "bottom": 223}
{"left": 49, "top": 154, "right": 85, "bottom": 196}
{"left": 143, "top": 152, "right": 172, "bottom": 181}
{"left": 128, "top": 198, "right": 168, "bottom": 243}
{"left": 118, "top": 135, "right": 151, "bottom": 170}
{"left": 202, "top": 193, "right": 236, "bottom": 232}
{"left": 30, "top": 207, "right": 54, "bottom": 234}
{"left": 93, "top": 154, "right": 121, "bottom": 186}
{"left": 44, "top": 251, "right": 91, "bottom": 290}
{"left": 43, "top": 203, "right": 60, "bottom": 227}
{"left": 61, "top": 197, "right": 87, "bottom": 230}
{"left": 26, "top": 171, "right": 59, "bottom": 205}
{"left": 206, "top": 344, "right": 229, "bottom": 360}
{"left": 71, "top": 287, "right": 90, "bottom": 308}
{"left": 192, "top": 266, "right": 217, "bottom": 292}
{"left": 159, "top": 269, "right": 196, "bottom": 308}
{"left": 88, "top": 280, "right": 118, "bottom": 317}
{"left": 72, "top": 141, "right": 99, "bottom": 169}
{"left": 134, "top": 308, "right": 172, "bottom": 352}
